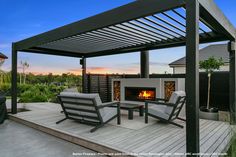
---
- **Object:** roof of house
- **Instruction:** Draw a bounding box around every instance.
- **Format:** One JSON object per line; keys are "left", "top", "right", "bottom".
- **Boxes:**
{"left": 169, "top": 44, "right": 229, "bottom": 67}
{"left": 0, "top": 52, "right": 8, "bottom": 59}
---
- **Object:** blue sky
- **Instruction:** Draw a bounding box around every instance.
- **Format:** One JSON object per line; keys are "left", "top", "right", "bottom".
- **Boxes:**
{"left": 1, "top": 0, "right": 236, "bottom": 75}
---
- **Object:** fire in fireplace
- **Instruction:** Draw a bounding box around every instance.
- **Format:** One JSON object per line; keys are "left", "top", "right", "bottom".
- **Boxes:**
{"left": 125, "top": 87, "right": 156, "bottom": 101}
{"left": 138, "top": 90, "right": 154, "bottom": 100}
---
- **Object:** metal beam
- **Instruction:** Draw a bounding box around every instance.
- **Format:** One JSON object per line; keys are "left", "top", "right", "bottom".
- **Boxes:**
{"left": 185, "top": 0, "right": 200, "bottom": 156}
{"left": 228, "top": 41, "right": 236, "bottom": 124}
{"left": 11, "top": 43, "right": 18, "bottom": 114}
{"left": 140, "top": 50, "right": 149, "bottom": 78}
{"left": 199, "top": 0, "right": 235, "bottom": 40}
{"left": 23, "top": 47, "right": 84, "bottom": 58}
{"left": 14, "top": 0, "right": 185, "bottom": 50}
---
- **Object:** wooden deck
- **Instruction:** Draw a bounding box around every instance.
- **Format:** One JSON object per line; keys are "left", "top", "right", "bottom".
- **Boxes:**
{"left": 9, "top": 102, "right": 233, "bottom": 157}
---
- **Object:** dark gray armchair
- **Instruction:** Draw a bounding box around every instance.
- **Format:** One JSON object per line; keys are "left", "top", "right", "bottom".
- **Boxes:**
{"left": 145, "top": 91, "right": 186, "bottom": 128}
{"left": 57, "top": 92, "right": 121, "bottom": 133}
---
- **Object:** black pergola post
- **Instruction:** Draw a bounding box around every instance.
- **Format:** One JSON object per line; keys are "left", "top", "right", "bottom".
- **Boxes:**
{"left": 11, "top": 43, "right": 18, "bottom": 114}
{"left": 229, "top": 41, "right": 236, "bottom": 124}
{"left": 81, "top": 57, "right": 87, "bottom": 93}
{"left": 185, "top": 0, "right": 200, "bottom": 156}
{"left": 140, "top": 50, "right": 149, "bottom": 78}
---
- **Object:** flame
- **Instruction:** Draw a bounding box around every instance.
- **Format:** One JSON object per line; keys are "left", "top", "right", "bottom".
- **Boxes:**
{"left": 138, "top": 90, "right": 154, "bottom": 99}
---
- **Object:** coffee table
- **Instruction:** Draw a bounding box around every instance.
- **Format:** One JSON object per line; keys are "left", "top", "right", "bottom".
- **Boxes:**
{"left": 119, "top": 102, "right": 144, "bottom": 120}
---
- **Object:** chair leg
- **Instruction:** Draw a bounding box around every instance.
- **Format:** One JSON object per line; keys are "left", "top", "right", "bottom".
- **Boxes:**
{"left": 117, "top": 103, "right": 121, "bottom": 125}
{"left": 56, "top": 118, "right": 67, "bottom": 124}
{"left": 145, "top": 102, "right": 148, "bottom": 124}
{"left": 177, "top": 117, "right": 186, "bottom": 121}
{"left": 90, "top": 124, "right": 104, "bottom": 133}
{"left": 169, "top": 121, "right": 184, "bottom": 128}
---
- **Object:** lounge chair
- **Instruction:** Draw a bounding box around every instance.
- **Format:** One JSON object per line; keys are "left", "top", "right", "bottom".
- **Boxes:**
{"left": 145, "top": 91, "right": 186, "bottom": 128}
{"left": 57, "top": 92, "right": 121, "bottom": 132}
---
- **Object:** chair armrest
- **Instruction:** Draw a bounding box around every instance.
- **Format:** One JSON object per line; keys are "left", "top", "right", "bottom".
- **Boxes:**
{"left": 145, "top": 100, "right": 175, "bottom": 107}
{"left": 98, "top": 101, "right": 120, "bottom": 109}
{"left": 155, "top": 98, "right": 168, "bottom": 102}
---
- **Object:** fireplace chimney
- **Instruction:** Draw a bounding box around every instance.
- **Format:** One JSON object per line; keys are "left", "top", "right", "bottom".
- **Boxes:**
{"left": 140, "top": 50, "right": 149, "bottom": 78}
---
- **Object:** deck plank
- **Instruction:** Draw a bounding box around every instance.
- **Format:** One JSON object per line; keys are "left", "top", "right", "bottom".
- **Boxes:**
{"left": 212, "top": 127, "right": 233, "bottom": 156}
{"left": 157, "top": 120, "right": 217, "bottom": 155}
{"left": 202, "top": 125, "right": 231, "bottom": 154}
{"left": 140, "top": 120, "right": 210, "bottom": 154}
{"left": 163, "top": 121, "right": 228, "bottom": 156}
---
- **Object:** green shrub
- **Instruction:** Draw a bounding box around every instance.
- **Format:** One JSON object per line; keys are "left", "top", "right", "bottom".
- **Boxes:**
{"left": 0, "top": 83, "right": 66, "bottom": 103}
{"left": 19, "top": 90, "right": 48, "bottom": 102}
{"left": 18, "top": 84, "right": 65, "bottom": 103}
{"left": 0, "top": 83, "right": 11, "bottom": 95}
{"left": 17, "top": 84, "right": 32, "bottom": 95}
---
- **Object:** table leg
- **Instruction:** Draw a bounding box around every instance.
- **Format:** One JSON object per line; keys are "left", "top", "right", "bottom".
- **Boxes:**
{"left": 128, "top": 109, "right": 133, "bottom": 120}
{"left": 139, "top": 106, "right": 144, "bottom": 117}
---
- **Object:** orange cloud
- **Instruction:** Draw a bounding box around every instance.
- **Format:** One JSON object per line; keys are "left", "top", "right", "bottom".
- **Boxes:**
{"left": 87, "top": 67, "right": 110, "bottom": 73}
{"left": 68, "top": 66, "right": 139, "bottom": 74}
{"left": 69, "top": 67, "right": 110, "bottom": 74}
{"left": 21, "top": 66, "right": 70, "bottom": 75}
{"left": 19, "top": 65, "right": 140, "bottom": 75}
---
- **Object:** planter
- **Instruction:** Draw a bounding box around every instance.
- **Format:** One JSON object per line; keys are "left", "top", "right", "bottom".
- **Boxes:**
{"left": 199, "top": 106, "right": 219, "bottom": 121}
{"left": 219, "top": 111, "right": 230, "bottom": 122}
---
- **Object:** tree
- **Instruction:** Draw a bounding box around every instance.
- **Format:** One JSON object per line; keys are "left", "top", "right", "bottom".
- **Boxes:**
{"left": 199, "top": 57, "right": 224, "bottom": 109}
{"left": 20, "top": 61, "right": 30, "bottom": 84}
{"left": 47, "top": 73, "right": 54, "bottom": 84}
{"left": 0, "top": 56, "right": 7, "bottom": 84}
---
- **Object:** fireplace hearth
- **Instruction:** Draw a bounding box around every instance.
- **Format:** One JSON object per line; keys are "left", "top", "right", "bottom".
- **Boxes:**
{"left": 125, "top": 87, "right": 156, "bottom": 101}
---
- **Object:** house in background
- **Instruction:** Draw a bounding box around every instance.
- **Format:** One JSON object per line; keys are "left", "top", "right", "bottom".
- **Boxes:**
{"left": 169, "top": 44, "right": 229, "bottom": 74}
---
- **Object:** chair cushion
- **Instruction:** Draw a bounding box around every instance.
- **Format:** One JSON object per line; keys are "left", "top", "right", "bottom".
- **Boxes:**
{"left": 63, "top": 88, "right": 78, "bottom": 93}
{"left": 59, "top": 92, "right": 117, "bottom": 123}
{"left": 165, "top": 91, "right": 186, "bottom": 115}
{"left": 59, "top": 92, "right": 104, "bottom": 122}
{"left": 148, "top": 104, "right": 169, "bottom": 120}
{"left": 100, "top": 107, "right": 117, "bottom": 122}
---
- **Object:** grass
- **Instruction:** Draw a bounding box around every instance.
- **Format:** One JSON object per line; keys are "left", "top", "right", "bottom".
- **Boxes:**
{"left": 227, "top": 134, "right": 236, "bottom": 157}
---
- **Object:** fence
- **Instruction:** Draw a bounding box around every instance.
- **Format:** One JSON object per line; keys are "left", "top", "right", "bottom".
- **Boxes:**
{"left": 85, "top": 72, "right": 229, "bottom": 111}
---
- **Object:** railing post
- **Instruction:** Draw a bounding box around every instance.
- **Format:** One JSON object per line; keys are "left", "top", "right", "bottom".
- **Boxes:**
{"left": 186, "top": 0, "right": 200, "bottom": 156}
{"left": 11, "top": 43, "right": 18, "bottom": 114}
{"left": 228, "top": 41, "right": 236, "bottom": 124}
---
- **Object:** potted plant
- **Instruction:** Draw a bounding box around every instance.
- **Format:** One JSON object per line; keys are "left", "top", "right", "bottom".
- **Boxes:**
{"left": 199, "top": 56, "right": 224, "bottom": 120}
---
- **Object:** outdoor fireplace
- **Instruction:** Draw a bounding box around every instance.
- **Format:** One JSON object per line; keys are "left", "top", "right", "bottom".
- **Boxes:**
{"left": 125, "top": 87, "right": 156, "bottom": 101}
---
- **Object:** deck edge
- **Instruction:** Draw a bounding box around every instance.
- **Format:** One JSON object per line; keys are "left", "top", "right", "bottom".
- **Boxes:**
{"left": 8, "top": 115, "right": 135, "bottom": 157}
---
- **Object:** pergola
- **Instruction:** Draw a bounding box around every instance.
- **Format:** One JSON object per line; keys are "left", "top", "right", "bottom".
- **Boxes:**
{"left": 11, "top": 0, "right": 235, "bottom": 155}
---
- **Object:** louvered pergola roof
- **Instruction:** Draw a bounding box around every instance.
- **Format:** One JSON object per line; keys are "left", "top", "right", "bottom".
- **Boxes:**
{"left": 13, "top": 0, "right": 235, "bottom": 58}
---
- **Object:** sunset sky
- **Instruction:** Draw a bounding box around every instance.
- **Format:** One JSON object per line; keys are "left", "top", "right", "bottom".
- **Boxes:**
{"left": 1, "top": 0, "right": 236, "bottom": 75}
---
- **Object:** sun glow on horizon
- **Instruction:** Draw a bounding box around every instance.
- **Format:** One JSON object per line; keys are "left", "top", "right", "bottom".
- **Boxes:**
{"left": 18, "top": 66, "right": 140, "bottom": 76}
